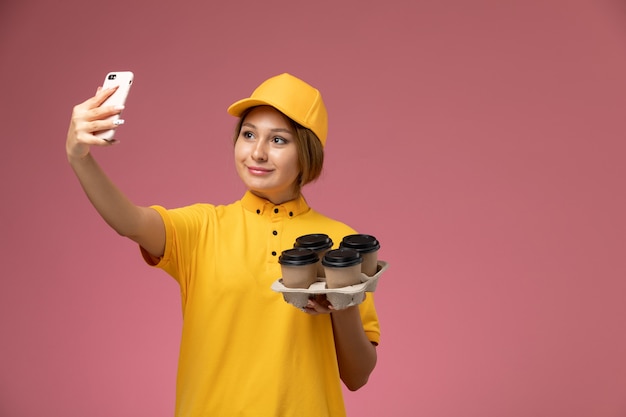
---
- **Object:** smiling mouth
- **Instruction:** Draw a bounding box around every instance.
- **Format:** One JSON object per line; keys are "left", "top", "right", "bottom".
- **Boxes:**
{"left": 247, "top": 166, "right": 273, "bottom": 176}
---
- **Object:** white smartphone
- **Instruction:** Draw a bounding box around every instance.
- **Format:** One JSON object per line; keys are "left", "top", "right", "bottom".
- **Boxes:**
{"left": 95, "top": 71, "right": 134, "bottom": 141}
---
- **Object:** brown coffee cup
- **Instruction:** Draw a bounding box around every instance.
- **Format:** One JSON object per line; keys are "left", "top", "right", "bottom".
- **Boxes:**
{"left": 294, "top": 233, "right": 334, "bottom": 277}
{"left": 339, "top": 234, "right": 380, "bottom": 276}
{"left": 278, "top": 248, "right": 319, "bottom": 289}
{"left": 322, "top": 248, "right": 363, "bottom": 288}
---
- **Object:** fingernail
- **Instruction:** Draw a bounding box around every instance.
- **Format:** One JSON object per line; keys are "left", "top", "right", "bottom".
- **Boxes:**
{"left": 113, "top": 105, "right": 125, "bottom": 110}
{"left": 113, "top": 119, "right": 125, "bottom": 126}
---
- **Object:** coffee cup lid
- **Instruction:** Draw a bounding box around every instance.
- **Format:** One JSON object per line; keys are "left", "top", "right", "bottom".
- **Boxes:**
{"left": 339, "top": 234, "right": 380, "bottom": 253}
{"left": 294, "top": 233, "right": 333, "bottom": 252}
{"left": 278, "top": 247, "right": 319, "bottom": 266}
{"left": 322, "top": 247, "right": 363, "bottom": 268}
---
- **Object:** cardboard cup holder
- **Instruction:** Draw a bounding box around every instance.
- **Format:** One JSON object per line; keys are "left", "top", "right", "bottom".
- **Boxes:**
{"left": 271, "top": 260, "right": 389, "bottom": 311}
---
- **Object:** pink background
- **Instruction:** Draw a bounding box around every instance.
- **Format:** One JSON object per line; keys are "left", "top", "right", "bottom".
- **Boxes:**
{"left": 1, "top": 0, "right": 625, "bottom": 416}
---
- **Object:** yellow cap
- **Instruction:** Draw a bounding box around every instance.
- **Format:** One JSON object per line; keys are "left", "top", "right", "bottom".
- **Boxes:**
{"left": 227, "top": 73, "right": 328, "bottom": 147}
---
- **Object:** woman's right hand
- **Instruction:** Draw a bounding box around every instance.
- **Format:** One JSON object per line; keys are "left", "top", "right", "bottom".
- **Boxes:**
{"left": 66, "top": 86, "right": 124, "bottom": 161}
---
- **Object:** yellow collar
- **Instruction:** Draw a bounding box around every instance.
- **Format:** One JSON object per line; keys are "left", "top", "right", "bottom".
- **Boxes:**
{"left": 241, "top": 191, "right": 310, "bottom": 218}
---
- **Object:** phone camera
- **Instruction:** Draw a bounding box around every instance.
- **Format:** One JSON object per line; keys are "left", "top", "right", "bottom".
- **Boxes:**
{"left": 107, "top": 74, "right": 117, "bottom": 80}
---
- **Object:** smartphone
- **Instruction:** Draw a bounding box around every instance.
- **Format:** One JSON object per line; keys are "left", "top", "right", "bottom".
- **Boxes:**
{"left": 95, "top": 71, "right": 134, "bottom": 141}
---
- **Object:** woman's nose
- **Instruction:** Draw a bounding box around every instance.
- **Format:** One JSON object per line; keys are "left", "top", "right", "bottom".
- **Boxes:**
{"left": 252, "top": 141, "right": 268, "bottom": 161}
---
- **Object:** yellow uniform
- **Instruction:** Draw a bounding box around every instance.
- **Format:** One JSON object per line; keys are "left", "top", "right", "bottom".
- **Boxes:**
{"left": 141, "top": 191, "right": 380, "bottom": 417}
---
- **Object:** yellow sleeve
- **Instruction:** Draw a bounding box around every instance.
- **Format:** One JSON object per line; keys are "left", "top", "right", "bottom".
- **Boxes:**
{"left": 359, "top": 292, "right": 381, "bottom": 345}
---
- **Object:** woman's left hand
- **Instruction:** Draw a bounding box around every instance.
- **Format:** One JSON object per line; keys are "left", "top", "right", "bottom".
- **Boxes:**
{"left": 304, "top": 294, "right": 334, "bottom": 315}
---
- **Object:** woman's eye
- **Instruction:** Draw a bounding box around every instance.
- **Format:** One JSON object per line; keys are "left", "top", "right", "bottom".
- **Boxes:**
{"left": 272, "top": 137, "right": 287, "bottom": 144}
{"left": 242, "top": 131, "right": 254, "bottom": 139}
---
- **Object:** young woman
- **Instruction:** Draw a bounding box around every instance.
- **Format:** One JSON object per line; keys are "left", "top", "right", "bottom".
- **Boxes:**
{"left": 66, "top": 73, "right": 380, "bottom": 416}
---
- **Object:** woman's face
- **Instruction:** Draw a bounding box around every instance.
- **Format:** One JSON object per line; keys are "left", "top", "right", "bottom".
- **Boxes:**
{"left": 234, "top": 106, "right": 300, "bottom": 204}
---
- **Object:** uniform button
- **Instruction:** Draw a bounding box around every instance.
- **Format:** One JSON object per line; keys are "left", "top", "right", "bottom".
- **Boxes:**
{"left": 271, "top": 251, "right": 277, "bottom": 256}
{"left": 274, "top": 208, "right": 279, "bottom": 214}
{"left": 272, "top": 230, "right": 278, "bottom": 236}
{"left": 256, "top": 209, "right": 260, "bottom": 214}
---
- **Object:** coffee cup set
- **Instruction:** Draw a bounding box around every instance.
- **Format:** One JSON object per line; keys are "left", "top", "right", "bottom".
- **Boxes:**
{"left": 271, "top": 234, "right": 389, "bottom": 311}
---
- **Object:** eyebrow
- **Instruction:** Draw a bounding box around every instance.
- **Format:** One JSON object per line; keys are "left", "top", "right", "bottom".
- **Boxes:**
{"left": 242, "top": 122, "right": 293, "bottom": 135}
